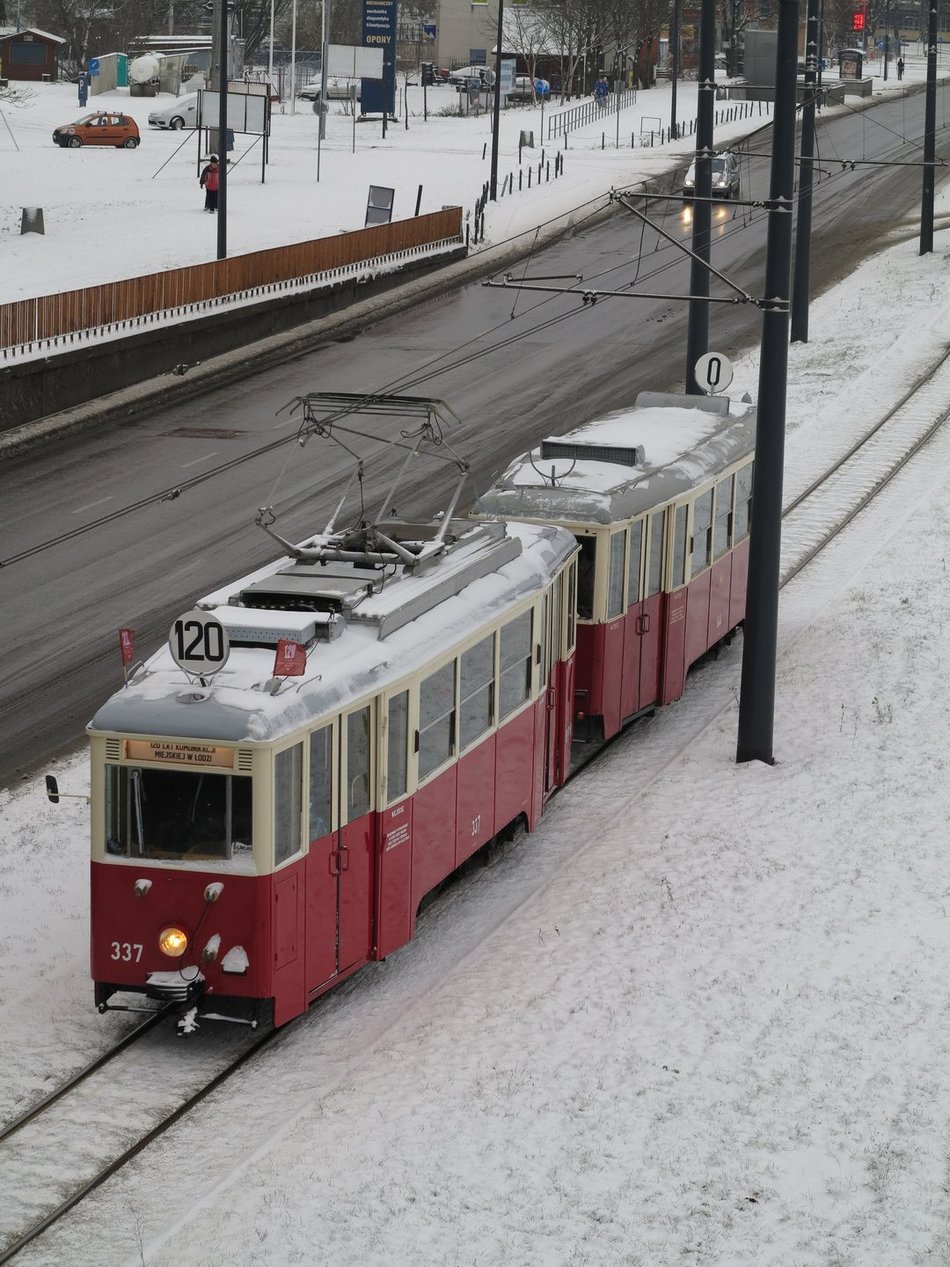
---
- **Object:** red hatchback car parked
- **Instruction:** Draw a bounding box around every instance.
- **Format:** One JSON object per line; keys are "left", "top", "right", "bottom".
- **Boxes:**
{"left": 52, "top": 112, "right": 141, "bottom": 149}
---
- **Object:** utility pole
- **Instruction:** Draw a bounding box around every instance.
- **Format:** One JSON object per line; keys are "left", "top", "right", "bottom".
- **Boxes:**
{"left": 684, "top": 0, "right": 715, "bottom": 392}
{"left": 669, "top": 0, "right": 680, "bottom": 138}
{"left": 790, "top": 0, "right": 819, "bottom": 342}
{"left": 490, "top": 0, "right": 504, "bottom": 199}
{"left": 215, "top": 0, "right": 228, "bottom": 260}
{"left": 735, "top": 0, "right": 800, "bottom": 765}
{"left": 920, "top": 0, "right": 937, "bottom": 253}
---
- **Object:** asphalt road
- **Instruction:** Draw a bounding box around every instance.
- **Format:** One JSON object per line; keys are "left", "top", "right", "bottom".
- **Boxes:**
{"left": 1, "top": 89, "right": 947, "bottom": 787}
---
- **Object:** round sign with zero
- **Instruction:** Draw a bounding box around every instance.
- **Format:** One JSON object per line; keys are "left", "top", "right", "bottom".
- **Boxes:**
{"left": 694, "top": 352, "right": 734, "bottom": 396}
{"left": 169, "top": 609, "right": 230, "bottom": 676}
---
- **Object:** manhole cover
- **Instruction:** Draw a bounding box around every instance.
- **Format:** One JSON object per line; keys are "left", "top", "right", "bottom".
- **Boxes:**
{"left": 166, "top": 427, "right": 246, "bottom": 439}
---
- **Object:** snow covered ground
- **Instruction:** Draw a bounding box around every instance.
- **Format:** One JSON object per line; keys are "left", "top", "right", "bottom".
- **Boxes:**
{"left": 3, "top": 49, "right": 950, "bottom": 1267}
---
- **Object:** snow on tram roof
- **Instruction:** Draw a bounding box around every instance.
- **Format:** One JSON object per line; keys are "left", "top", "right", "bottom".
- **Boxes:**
{"left": 476, "top": 391, "right": 756, "bottom": 526}
{"left": 88, "top": 518, "right": 576, "bottom": 745}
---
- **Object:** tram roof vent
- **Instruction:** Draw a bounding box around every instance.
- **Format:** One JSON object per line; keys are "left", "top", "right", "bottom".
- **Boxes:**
{"left": 540, "top": 439, "right": 645, "bottom": 468}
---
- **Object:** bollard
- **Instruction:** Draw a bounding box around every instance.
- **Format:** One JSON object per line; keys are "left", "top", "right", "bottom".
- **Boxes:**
{"left": 21, "top": 207, "right": 45, "bottom": 235}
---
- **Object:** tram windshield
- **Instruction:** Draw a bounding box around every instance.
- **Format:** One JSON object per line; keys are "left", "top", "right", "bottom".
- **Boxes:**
{"left": 104, "top": 765, "right": 253, "bottom": 863}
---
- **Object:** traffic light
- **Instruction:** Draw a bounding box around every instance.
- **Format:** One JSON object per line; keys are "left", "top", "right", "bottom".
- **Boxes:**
{"left": 421, "top": 62, "right": 434, "bottom": 86}
{"left": 852, "top": 8, "right": 866, "bottom": 30}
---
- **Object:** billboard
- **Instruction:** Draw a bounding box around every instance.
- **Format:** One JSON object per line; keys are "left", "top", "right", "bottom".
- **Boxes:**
{"left": 361, "top": 0, "right": 396, "bottom": 116}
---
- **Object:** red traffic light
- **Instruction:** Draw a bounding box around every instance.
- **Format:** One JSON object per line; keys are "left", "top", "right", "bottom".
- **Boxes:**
{"left": 852, "top": 8, "right": 866, "bottom": 29}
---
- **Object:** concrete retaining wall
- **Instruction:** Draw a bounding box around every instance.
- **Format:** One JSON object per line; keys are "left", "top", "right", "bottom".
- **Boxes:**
{"left": 0, "top": 245, "right": 466, "bottom": 436}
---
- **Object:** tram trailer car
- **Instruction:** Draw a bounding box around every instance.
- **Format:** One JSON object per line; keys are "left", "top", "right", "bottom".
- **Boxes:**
{"left": 474, "top": 391, "right": 756, "bottom": 745}
{"left": 87, "top": 516, "right": 579, "bottom": 1030}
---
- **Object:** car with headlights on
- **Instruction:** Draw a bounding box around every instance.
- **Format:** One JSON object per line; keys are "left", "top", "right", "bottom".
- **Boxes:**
{"left": 52, "top": 112, "right": 140, "bottom": 149}
{"left": 683, "top": 151, "right": 740, "bottom": 200}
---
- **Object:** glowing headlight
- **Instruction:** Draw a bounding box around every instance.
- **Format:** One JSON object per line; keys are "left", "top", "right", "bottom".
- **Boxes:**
{"left": 159, "top": 926, "right": 189, "bottom": 958}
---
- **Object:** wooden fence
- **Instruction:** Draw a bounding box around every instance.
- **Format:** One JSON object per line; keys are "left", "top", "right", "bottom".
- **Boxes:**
{"left": 0, "top": 208, "right": 463, "bottom": 353}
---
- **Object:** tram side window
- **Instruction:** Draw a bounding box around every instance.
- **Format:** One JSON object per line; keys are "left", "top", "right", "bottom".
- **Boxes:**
{"left": 387, "top": 691, "right": 409, "bottom": 803}
{"left": 576, "top": 537, "right": 596, "bottom": 619}
{"left": 714, "top": 476, "right": 734, "bottom": 559}
{"left": 418, "top": 662, "right": 456, "bottom": 781}
{"left": 347, "top": 706, "right": 372, "bottom": 820}
{"left": 627, "top": 520, "right": 643, "bottom": 606}
{"left": 275, "top": 744, "right": 303, "bottom": 866}
{"left": 309, "top": 726, "right": 332, "bottom": 839}
{"left": 671, "top": 505, "right": 689, "bottom": 588}
{"left": 104, "top": 765, "right": 253, "bottom": 863}
{"left": 460, "top": 635, "right": 494, "bottom": 749}
{"left": 691, "top": 490, "right": 713, "bottom": 576}
{"left": 646, "top": 511, "right": 664, "bottom": 597}
{"left": 499, "top": 609, "right": 532, "bottom": 719}
{"left": 734, "top": 463, "right": 754, "bottom": 540}
{"left": 607, "top": 531, "right": 625, "bottom": 619}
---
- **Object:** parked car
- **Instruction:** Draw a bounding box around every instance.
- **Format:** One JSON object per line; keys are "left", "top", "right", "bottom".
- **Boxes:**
{"left": 449, "top": 65, "right": 495, "bottom": 88}
{"left": 683, "top": 151, "right": 740, "bottom": 199}
{"left": 52, "top": 112, "right": 140, "bottom": 149}
{"left": 298, "top": 77, "right": 354, "bottom": 100}
{"left": 148, "top": 93, "right": 199, "bottom": 130}
{"left": 507, "top": 76, "right": 551, "bottom": 101}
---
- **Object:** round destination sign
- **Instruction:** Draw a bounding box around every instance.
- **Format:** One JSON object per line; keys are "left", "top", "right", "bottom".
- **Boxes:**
{"left": 694, "top": 352, "right": 734, "bottom": 396}
{"left": 169, "top": 609, "right": 230, "bottom": 676}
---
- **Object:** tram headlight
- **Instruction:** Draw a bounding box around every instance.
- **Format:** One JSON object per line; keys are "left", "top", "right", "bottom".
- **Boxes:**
{"left": 158, "top": 926, "right": 189, "bottom": 958}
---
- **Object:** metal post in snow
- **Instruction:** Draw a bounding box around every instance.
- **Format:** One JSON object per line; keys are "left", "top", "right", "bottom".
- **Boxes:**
{"left": 735, "top": 0, "right": 800, "bottom": 765}
{"left": 920, "top": 0, "right": 937, "bottom": 252}
{"left": 490, "top": 0, "right": 504, "bottom": 199}
{"left": 215, "top": 0, "right": 228, "bottom": 260}
{"left": 790, "top": 0, "right": 818, "bottom": 342}
{"left": 684, "top": 0, "right": 715, "bottom": 392}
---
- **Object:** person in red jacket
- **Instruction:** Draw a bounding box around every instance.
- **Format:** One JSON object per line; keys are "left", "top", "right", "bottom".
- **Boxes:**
{"left": 199, "top": 155, "right": 220, "bottom": 213}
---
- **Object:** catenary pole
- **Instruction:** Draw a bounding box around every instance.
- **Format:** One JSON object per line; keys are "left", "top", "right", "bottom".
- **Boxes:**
{"left": 216, "top": 0, "right": 228, "bottom": 260}
{"left": 684, "top": 0, "right": 715, "bottom": 392}
{"left": 919, "top": 0, "right": 937, "bottom": 253}
{"left": 790, "top": 0, "right": 819, "bottom": 342}
{"left": 735, "top": 0, "right": 799, "bottom": 764}
{"left": 490, "top": 0, "right": 505, "bottom": 200}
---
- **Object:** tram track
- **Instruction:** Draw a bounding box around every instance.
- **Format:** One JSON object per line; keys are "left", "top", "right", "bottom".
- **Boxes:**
{"left": 780, "top": 344, "right": 950, "bottom": 583}
{"left": 5, "top": 349, "right": 950, "bottom": 1265}
{"left": 0, "top": 1020, "right": 273, "bottom": 1265}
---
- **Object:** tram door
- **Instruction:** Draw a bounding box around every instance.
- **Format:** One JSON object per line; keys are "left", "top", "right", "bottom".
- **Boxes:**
{"left": 542, "top": 578, "right": 564, "bottom": 797}
{"left": 306, "top": 706, "right": 376, "bottom": 990}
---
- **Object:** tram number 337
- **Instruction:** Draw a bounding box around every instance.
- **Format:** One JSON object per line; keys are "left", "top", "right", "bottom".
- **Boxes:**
{"left": 111, "top": 941, "right": 143, "bottom": 962}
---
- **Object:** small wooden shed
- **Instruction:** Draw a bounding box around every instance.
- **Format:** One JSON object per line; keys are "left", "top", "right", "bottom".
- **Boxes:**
{"left": 0, "top": 28, "right": 65, "bottom": 83}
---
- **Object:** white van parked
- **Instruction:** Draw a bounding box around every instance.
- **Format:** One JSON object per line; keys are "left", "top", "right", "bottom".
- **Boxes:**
{"left": 147, "top": 93, "right": 199, "bottom": 130}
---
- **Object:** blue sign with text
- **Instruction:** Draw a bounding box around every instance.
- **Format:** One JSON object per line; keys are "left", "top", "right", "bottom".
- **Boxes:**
{"left": 361, "top": 0, "right": 396, "bottom": 116}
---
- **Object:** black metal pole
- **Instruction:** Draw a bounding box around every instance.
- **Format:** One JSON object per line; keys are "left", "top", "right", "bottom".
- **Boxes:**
{"left": 883, "top": 0, "right": 890, "bottom": 79}
{"left": 684, "top": 0, "right": 715, "bottom": 393}
{"left": 735, "top": 0, "right": 799, "bottom": 765}
{"left": 490, "top": 0, "right": 504, "bottom": 199}
{"left": 669, "top": 0, "right": 679, "bottom": 138}
{"left": 216, "top": 0, "right": 227, "bottom": 260}
{"left": 919, "top": 0, "right": 937, "bottom": 254}
{"left": 790, "top": 0, "right": 818, "bottom": 342}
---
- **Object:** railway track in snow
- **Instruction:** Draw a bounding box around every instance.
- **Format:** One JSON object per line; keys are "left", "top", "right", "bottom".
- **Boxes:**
{"left": 779, "top": 342, "right": 950, "bottom": 582}
{"left": 4, "top": 349, "right": 949, "bottom": 1264}
{"left": 0, "top": 1018, "right": 272, "bottom": 1264}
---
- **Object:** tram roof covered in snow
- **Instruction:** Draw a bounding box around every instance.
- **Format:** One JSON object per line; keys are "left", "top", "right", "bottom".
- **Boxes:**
{"left": 475, "top": 391, "right": 756, "bottom": 526}
{"left": 88, "top": 516, "right": 576, "bottom": 745}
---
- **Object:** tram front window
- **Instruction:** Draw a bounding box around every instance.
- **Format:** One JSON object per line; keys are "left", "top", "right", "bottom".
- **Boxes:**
{"left": 104, "top": 766, "right": 253, "bottom": 862}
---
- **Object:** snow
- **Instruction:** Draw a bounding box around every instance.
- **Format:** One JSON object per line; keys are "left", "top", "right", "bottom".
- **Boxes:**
{"left": 3, "top": 49, "right": 950, "bottom": 1267}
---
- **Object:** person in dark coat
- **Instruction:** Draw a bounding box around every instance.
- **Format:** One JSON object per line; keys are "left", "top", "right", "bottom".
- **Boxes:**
{"left": 199, "top": 155, "right": 220, "bottom": 212}
{"left": 594, "top": 74, "right": 609, "bottom": 105}
{"left": 897, "top": 57, "right": 904, "bottom": 80}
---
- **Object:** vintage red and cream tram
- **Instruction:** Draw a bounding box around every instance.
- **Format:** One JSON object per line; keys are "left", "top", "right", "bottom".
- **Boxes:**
{"left": 86, "top": 405, "right": 579, "bottom": 1029}
{"left": 83, "top": 388, "right": 754, "bottom": 1031}
{"left": 474, "top": 391, "right": 756, "bottom": 745}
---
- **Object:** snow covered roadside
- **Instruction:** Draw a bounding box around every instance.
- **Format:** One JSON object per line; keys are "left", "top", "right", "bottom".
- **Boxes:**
{"left": 2, "top": 167, "right": 950, "bottom": 1264}
{"left": 0, "top": 54, "right": 935, "bottom": 307}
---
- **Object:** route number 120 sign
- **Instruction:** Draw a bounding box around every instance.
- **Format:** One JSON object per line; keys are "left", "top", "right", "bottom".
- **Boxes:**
{"left": 169, "top": 610, "right": 230, "bottom": 676}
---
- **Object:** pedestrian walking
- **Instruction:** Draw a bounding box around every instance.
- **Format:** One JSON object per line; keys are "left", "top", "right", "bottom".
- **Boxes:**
{"left": 199, "top": 155, "right": 219, "bottom": 213}
{"left": 594, "top": 74, "right": 609, "bottom": 106}
{"left": 897, "top": 56, "right": 904, "bottom": 80}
